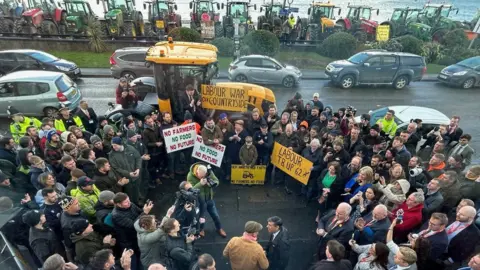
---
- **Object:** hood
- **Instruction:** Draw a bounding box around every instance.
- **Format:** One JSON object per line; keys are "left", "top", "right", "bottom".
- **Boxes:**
{"left": 105, "top": 9, "right": 122, "bottom": 18}
{"left": 134, "top": 219, "right": 145, "bottom": 234}
{"left": 285, "top": 65, "right": 301, "bottom": 73}
{"left": 71, "top": 231, "right": 96, "bottom": 243}
{"left": 17, "top": 148, "right": 32, "bottom": 166}
{"left": 329, "top": 59, "right": 357, "bottom": 67}
{"left": 61, "top": 131, "right": 71, "bottom": 143}
{"left": 397, "top": 179, "right": 411, "bottom": 194}
{"left": 361, "top": 19, "right": 378, "bottom": 27}
{"left": 94, "top": 200, "right": 113, "bottom": 212}
{"left": 443, "top": 64, "right": 471, "bottom": 74}
{"left": 22, "top": 7, "right": 41, "bottom": 17}
{"left": 51, "top": 58, "right": 76, "bottom": 68}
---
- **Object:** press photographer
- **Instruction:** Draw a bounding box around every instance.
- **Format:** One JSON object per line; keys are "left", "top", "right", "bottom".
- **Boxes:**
{"left": 173, "top": 181, "right": 200, "bottom": 236}
{"left": 187, "top": 163, "right": 227, "bottom": 238}
{"left": 406, "top": 156, "right": 427, "bottom": 194}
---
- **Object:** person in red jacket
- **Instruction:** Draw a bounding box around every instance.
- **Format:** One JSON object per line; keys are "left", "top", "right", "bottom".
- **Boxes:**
{"left": 390, "top": 192, "right": 424, "bottom": 242}
{"left": 115, "top": 77, "right": 129, "bottom": 104}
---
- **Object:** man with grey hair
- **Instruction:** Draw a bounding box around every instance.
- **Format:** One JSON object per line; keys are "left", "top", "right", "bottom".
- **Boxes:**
{"left": 316, "top": 202, "right": 354, "bottom": 260}
{"left": 301, "top": 138, "right": 323, "bottom": 200}
{"left": 354, "top": 204, "right": 391, "bottom": 245}
{"left": 271, "top": 112, "right": 290, "bottom": 138}
{"left": 43, "top": 254, "right": 78, "bottom": 270}
{"left": 390, "top": 192, "right": 425, "bottom": 242}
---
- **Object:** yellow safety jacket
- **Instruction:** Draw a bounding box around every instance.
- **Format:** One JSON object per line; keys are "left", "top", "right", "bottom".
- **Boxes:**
{"left": 9, "top": 116, "right": 42, "bottom": 143}
{"left": 288, "top": 17, "right": 296, "bottom": 28}
{"left": 54, "top": 116, "right": 85, "bottom": 132}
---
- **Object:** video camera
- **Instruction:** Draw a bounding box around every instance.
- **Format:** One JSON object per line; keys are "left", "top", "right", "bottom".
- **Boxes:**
{"left": 176, "top": 188, "right": 200, "bottom": 206}
{"left": 205, "top": 164, "right": 218, "bottom": 188}
{"left": 345, "top": 105, "right": 357, "bottom": 117}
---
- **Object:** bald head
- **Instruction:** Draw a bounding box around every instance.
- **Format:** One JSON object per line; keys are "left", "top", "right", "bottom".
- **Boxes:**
{"left": 373, "top": 204, "right": 388, "bottom": 220}
{"left": 457, "top": 205, "right": 476, "bottom": 223}
{"left": 148, "top": 264, "right": 167, "bottom": 270}
{"left": 285, "top": 124, "right": 293, "bottom": 136}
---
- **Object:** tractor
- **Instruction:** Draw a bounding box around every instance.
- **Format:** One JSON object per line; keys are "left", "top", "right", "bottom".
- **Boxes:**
{"left": 408, "top": 4, "right": 468, "bottom": 42}
{"left": 335, "top": 4, "right": 379, "bottom": 41}
{"left": 144, "top": 0, "right": 181, "bottom": 40}
{"left": 220, "top": 0, "right": 256, "bottom": 38}
{"left": 189, "top": 0, "right": 222, "bottom": 39}
{"left": 14, "top": 0, "right": 68, "bottom": 35}
{"left": 63, "top": 0, "right": 97, "bottom": 34}
{"left": 0, "top": 0, "right": 24, "bottom": 33}
{"left": 97, "top": 0, "right": 145, "bottom": 38}
{"left": 256, "top": 1, "right": 285, "bottom": 37}
{"left": 378, "top": 7, "right": 421, "bottom": 38}
{"left": 298, "top": 2, "right": 341, "bottom": 42}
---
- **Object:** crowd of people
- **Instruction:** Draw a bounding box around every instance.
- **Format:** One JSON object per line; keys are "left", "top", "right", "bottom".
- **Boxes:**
{"left": 0, "top": 78, "right": 480, "bottom": 270}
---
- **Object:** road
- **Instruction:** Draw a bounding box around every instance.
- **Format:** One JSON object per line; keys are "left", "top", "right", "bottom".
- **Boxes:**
{"left": 1, "top": 78, "right": 479, "bottom": 270}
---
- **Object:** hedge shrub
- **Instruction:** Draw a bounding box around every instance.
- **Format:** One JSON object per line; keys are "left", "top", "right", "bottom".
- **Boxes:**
{"left": 242, "top": 30, "right": 279, "bottom": 56}
{"left": 442, "top": 29, "right": 469, "bottom": 48}
{"left": 421, "top": 42, "right": 443, "bottom": 64}
{"left": 394, "top": 35, "right": 423, "bottom": 55}
{"left": 317, "top": 32, "right": 357, "bottom": 59}
{"left": 168, "top": 27, "right": 202, "bottom": 42}
{"left": 364, "top": 39, "right": 403, "bottom": 52}
{"left": 211, "top": 37, "right": 234, "bottom": 57}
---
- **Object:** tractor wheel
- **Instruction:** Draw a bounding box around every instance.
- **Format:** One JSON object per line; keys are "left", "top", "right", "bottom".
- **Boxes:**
{"left": 13, "top": 19, "right": 24, "bottom": 34}
{"left": 354, "top": 31, "right": 367, "bottom": 43}
{"left": 308, "top": 28, "right": 319, "bottom": 42}
{"left": 335, "top": 20, "right": 346, "bottom": 32}
{"left": 144, "top": 22, "right": 157, "bottom": 39}
{"left": 175, "top": 14, "right": 182, "bottom": 27}
{"left": 59, "top": 24, "right": 66, "bottom": 35}
{"left": 123, "top": 21, "right": 136, "bottom": 38}
{"left": 100, "top": 21, "right": 109, "bottom": 37}
{"left": 215, "top": 23, "right": 223, "bottom": 38}
{"left": 432, "top": 29, "right": 448, "bottom": 43}
{"left": 225, "top": 25, "right": 234, "bottom": 38}
{"left": 40, "top": 20, "right": 59, "bottom": 36}
{"left": 1, "top": 19, "right": 15, "bottom": 34}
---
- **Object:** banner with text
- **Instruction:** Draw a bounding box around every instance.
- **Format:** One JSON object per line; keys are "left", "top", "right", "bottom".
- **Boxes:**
{"left": 201, "top": 21, "right": 215, "bottom": 39}
{"left": 270, "top": 142, "right": 313, "bottom": 185}
{"left": 201, "top": 84, "right": 248, "bottom": 112}
{"left": 231, "top": 165, "right": 267, "bottom": 185}
{"left": 191, "top": 136, "right": 225, "bottom": 167}
{"left": 162, "top": 123, "right": 197, "bottom": 153}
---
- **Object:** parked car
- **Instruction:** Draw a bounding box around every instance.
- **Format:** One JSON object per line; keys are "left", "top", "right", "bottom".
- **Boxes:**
{"left": 0, "top": 71, "right": 82, "bottom": 117}
{"left": 325, "top": 50, "right": 427, "bottom": 89}
{"left": 437, "top": 56, "right": 480, "bottom": 89}
{"left": 355, "top": 105, "right": 450, "bottom": 150}
{"left": 228, "top": 55, "right": 302, "bottom": 88}
{"left": 110, "top": 47, "right": 151, "bottom": 81}
{"left": 0, "top": 50, "right": 81, "bottom": 79}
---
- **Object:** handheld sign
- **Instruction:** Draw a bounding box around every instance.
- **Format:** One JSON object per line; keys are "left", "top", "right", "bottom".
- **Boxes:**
{"left": 376, "top": 25, "right": 390, "bottom": 41}
{"left": 231, "top": 165, "right": 267, "bottom": 185}
{"left": 191, "top": 136, "right": 225, "bottom": 167}
{"left": 162, "top": 123, "right": 197, "bottom": 153}
{"left": 270, "top": 142, "right": 313, "bottom": 185}
{"left": 201, "top": 84, "right": 248, "bottom": 112}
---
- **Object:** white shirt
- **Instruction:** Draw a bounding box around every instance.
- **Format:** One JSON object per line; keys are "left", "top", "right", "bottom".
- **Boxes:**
{"left": 272, "top": 230, "right": 280, "bottom": 241}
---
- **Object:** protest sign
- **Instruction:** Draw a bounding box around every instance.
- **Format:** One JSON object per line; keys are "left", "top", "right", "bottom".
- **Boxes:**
{"left": 162, "top": 123, "right": 197, "bottom": 153}
{"left": 231, "top": 165, "right": 267, "bottom": 185}
{"left": 201, "top": 21, "right": 215, "bottom": 39}
{"left": 270, "top": 142, "right": 313, "bottom": 185}
{"left": 201, "top": 84, "right": 248, "bottom": 112}
{"left": 191, "top": 136, "right": 225, "bottom": 167}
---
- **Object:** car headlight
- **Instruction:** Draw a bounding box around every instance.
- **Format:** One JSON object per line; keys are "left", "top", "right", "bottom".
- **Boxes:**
{"left": 453, "top": 71, "right": 467, "bottom": 76}
{"left": 56, "top": 65, "right": 70, "bottom": 72}
{"left": 331, "top": 67, "right": 343, "bottom": 72}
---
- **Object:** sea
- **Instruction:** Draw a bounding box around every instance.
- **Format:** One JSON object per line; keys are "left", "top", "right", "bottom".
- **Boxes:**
{"left": 88, "top": 0, "right": 479, "bottom": 24}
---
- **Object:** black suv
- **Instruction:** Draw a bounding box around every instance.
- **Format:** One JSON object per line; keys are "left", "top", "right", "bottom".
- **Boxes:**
{"left": 325, "top": 50, "right": 426, "bottom": 89}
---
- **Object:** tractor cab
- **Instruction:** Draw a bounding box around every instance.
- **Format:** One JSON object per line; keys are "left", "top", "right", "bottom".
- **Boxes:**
{"left": 346, "top": 5, "right": 378, "bottom": 21}
{"left": 224, "top": 1, "right": 250, "bottom": 23}
{"left": 144, "top": 0, "right": 180, "bottom": 40}
{"left": 380, "top": 7, "right": 421, "bottom": 37}
{"left": 422, "top": 4, "right": 458, "bottom": 19}
{"left": 220, "top": 0, "right": 256, "bottom": 37}
{"left": 190, "top": 0, "right": 220, "bottom": 23}
{"left": 308, "top": 2, "right": 340, "bottom": 21}
{"left": 16, "top": 0, "right": 67, "bottom": 35}
{"left": 260, "top": 3, "right": 282, "bottom": 18}
{"left": 98, "top": 0, "right": 144, "bottom": 37}
{"left": 64, "top": 0, "right": 96, "bottom": 34}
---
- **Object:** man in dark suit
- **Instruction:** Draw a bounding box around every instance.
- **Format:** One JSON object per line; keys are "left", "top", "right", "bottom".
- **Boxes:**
{"left": 442, "top": 205, "right": 480, "bottom": 267}
{"left": 75, "top": 100, "right": 98, "bottom": 134}
{"left": 447, "top": 134, "right": 474, "bottom": 167}
{"left": 179, "top": 84, "right": 207, "bottom": 124}
{"left": 353, "top": 204, "right": 391, "bottom": 245}
{"left": 445, "top": 115, "right": 463, "bottom": 146}
{"left": 265, "top": 216, "right": 290, "bottom": 270}
{"left": 412, "top": 212, "right": 449, "bottom": 262}
{"left": 422, "top": 179, "right": 444, "bottom": 220}
{"left": 316, "top": 203, "right": 354, "bottom": 260}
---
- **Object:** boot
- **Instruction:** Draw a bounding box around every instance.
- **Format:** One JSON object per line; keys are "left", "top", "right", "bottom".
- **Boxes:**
{"left": 218, "top": 229, "right": 227, "bottom": 238}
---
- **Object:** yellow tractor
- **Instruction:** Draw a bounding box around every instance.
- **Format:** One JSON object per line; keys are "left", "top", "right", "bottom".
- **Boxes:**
{"left": 299, "top": 1, "right": 340, "bottom": 42}
{"left": 145, "top": 37, "right": 276, "bottom": 121}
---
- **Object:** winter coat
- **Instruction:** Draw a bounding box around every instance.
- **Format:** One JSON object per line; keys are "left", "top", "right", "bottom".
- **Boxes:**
{"left": 201, "top": 125, "right": 224, "bottom": 145}
{"left": 76, "top": 158, "right": 96, "bottom": 178}
{"left": 247, "top": 116, "right": 267, "bottom": 136}
{"left": 109, "top": 144, "right": 142, "bottom": 203}
{"left": 393, "top": 146, "right": 411, "bottom": 170}
{"left": 439, "top": 180, "right": 462, "bottom": 211}
{"left": 376, "top": 179, "right": 410, "bottom": 212}
{"left": 270, "top": 120, "right": 288, "bottom": 138}
{"left": 35, "top": 183, "right": 65, "bottom": 207}
{"left": 0, "top": 146, "right": 18, "bottom": 166}
{"left": 60, "top": 211, "right": 87, "bottom": 249}
{"left": 94, "top": 201, "right": 114, "bottom": 226}
{"left": 265, "top": 227, "right": 290, "bottom": 270}
{"left": 93, "top": 169, "right": 123, "bottom": 193}
{"left": 65, "top": 181, "right": 77, "bottom": 196}
{"left": 264, "top": 113, "right": 280, "bottom": 130}
{"left": 71, "top": 231, "right": 110, "bottom": 266}
{"left": 459, "top": 177, "right": 480, "bottom": 201}
{"left": 253, "top": 131, "right": 274, "bottom": 159}
{"left": 70, "top": 185, "right": 101, "bottom": 222}
{"left": 275, "top": 133, "right": 302, "bottom": 153}
{"left": 344, "top": 136, "right": 364, "bottom": 158}
{"left": 301, "top": 146, "right": 323, "bottom": 180}
{"left": 134, "top": 219, "right": 168, "bottom": 267}
{"left": 112, "top": 204, "right": 143, "bottom": 250}
{"left": 225, "top": 129, "right": 249, "bottom": 163}
{"left": 187, "top": 163, "right": 219, "bottom": 201}
{"left": 56, "top": 166, "right": 72, "bottom": 186}
{"left": 165, "top": 233, "right": 194, "bottom": 270}
{"left": 216, "top": 120, "right": 233, "bottom": 134}
{"left": 223, "top": 236, "right": 269, "bottom": 270}
{"left": 423, "top": 191, "right": 443, "bottom": 218}
{"left": 44, "top": 141, "right": 63, "bottom": 168}
{"left": 351, "top": 244, "right": 387, "bottom": 270}
{"left": 142, "top": 124, "right": 163, "bottom": 156}
{"left": 42, "top": 202, "right": 63, "bottom": 241}
{"left": 29, "top": 226, "right": 62, "bottom": 264}
{"left": 239, "top": 145, "right": 258, "bottom": 166}
{"left": 376, "top": 117, "right": 397, "bottom": 138}
{"left": 30, "top": 165, "right": 54, "bottom": 190}
{"left": 390, "top": 201, "right": 424, "bottom": 241}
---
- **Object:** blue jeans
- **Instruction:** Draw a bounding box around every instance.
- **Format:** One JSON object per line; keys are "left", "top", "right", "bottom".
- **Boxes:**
{"left": 199, "top": 199, "right": 222, "bottom": 230}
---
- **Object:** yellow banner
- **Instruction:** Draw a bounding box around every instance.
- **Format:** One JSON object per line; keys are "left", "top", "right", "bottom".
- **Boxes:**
{"left": 201, "top": 85, "right": 248, "bottom": 112}
{"left": 270, "top": 142, "right": 313, "bottom": 185}
{"left": 376, "top": 25, "right": 390, "bottom": 41}
{"left": 231, "top": 165, "right": 267, "bottom": 185}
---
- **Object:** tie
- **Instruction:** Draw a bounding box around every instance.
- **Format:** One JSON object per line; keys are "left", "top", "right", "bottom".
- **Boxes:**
{"left": 84, "top": 109, "right": 90, "bottom": 118}
{"left": 452, "top": 144, "right": 463, "bottom": 157}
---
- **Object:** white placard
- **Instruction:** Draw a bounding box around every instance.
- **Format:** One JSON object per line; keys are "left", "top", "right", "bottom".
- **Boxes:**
{"left": 191, "top": 136, "right": 225, "bottom": 167}
{"left": 201, "top": 22, "right": 215, "bottom": 39}
{"left": 162, "top": 123, "right": 197, "bottom": 153}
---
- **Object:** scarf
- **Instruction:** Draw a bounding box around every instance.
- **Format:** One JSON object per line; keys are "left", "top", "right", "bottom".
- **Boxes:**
{"left": 428, "top": 162, "right": 445, "bottom": 172}
{"left": 242, "top": 232, "right": 257, "bottom": 241}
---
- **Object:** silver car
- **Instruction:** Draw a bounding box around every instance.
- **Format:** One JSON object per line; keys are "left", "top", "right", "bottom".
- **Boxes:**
{"left": 228, "top": 55, "right": 302, "bottom": 88}
{"left": 110, "top": 47, "right": 152, "bottom": 80}
{"left": 0, "top": 70, "right": 82, "bottom": 117}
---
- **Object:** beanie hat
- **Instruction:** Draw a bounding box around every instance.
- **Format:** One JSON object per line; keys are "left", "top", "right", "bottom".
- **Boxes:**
{"left": 219, "top": 113, "right": 227, "bottom": 120}
{"left": 90, "top": 135, "right": 102, "bottom": 145}
{"left": 22, "top": 210, "right": 42, "bottom": 227}
{"left": 59, "top": 196, "right": 76, "bottom": 210}
{"left": 71, "top": 219, "right": 90, "bottom": 235}
{"left": 103, "top": 125, "right": 114, "bottom": 134}
{"left": 111, "top": 137, "right": 122, "bottom": 145}
{"left": 6, "top": 105, "right": 21, "bottom": 117}
{"left": 0, "top": 172, "right": 8, "bottom": 183}
{"left": 61, "top": 131, "right": 72, "bottom": 143}
{"left": 245, "top": 221, "right": 263, "bottom": 233}
{"left": 127, "top": 129, "right": 137, "bottom": 139}
{"left": 184, "top": 110, "right": 193, "bottom": 121}
{"left": 46, "top": 130, "right": 57, "bottom": 142}
{"left": 361, "top": 114, "right": 371, "bottom": 121}
{"left": 99, "top": 190, "right": 115, "bottom": 203}
{"left": 300, "top": 121, "right": 308, "bottom": 129}
{"left": 370, "top": 124, "right": 380, "bottom": 133}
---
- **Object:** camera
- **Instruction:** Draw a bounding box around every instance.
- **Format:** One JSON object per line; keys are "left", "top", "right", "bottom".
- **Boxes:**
{"left": 345, "top": 105, "right": 357, "bottom": 117}
{"left": 177, "top": 188, "right": 200, "bottom": 206}
{"left": 205, "top": 164, "right": 218, "bottom": 188}
{"left": 409, "top": 167, "right": 423, "bottom": 177}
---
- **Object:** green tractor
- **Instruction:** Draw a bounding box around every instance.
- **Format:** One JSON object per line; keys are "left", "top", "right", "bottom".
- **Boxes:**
{"left": 0, "top": 0, "right": 24, "bottom": 33}
{"left": 97, "top": 0, "right": 145, "bottom": 37}
{"left": 408, "top": 4, "right": 466, "bottom": 42}
{"left": 220, "top": 0, "right": 256, "bottom": 38}
{"left": 144, "top": 0, "right": 181, "bottom": 40}
{"left": 256, "top": 1, "right": 285, "bottom": 37}
{"left": 63, "top": 0, "right": 97, "bottom": 34}
{"left": 378, "top": 7, "right": 422, "bottom": 38}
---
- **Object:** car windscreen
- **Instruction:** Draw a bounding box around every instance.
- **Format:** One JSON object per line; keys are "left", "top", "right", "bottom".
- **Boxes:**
{"left": 457, "top": 57, "right": 480, "bottom": 69}
{"left": 348, "top": 53, "right": 369, "bottom": 64}
{"left": 27, "top": 52, "right": 59, "bottom": 63}
{"left": 55, "top": 75, "right": 74, "bottom": 92}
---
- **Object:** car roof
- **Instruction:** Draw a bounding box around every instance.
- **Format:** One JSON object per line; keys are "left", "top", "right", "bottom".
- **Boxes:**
{"left": 0, "top": 70, "right": 63, "bottom": 82}
{"left": 389, "top": 106, "right": 450, "bottom": 124}
{"left": 360, "top": 51, "right": 421, "bottom": 57}
{"left": 115, "top": 47, "right": 150, "bottom": 53}
{"left": 0, "top": 49, "right": 41, "bottom": 54}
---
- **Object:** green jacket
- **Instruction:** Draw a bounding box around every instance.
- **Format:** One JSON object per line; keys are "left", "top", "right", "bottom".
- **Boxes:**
{"left": 71, "top": 185, "right": 100, "bottom": 220}
{"left": 187, "top": 162, "right": 219, "bottom": 201}
{"left": 71, "top": 231, "right": 110, "bottom": 265}
{"left": 376, "top": 117, "right": 397, "bottom": 138}
{"left": 9, "top": 116, "right": 42, "bottom": 143}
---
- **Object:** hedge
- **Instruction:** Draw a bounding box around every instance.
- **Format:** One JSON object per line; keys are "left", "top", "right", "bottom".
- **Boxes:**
{"left": 168, "top": 27, "right": 202, "bottom": 42}
{"left": 242, "top": 30, "right": 280, "bottom": 57}
{"left": 317, "top": 32, "right": 357, "bottom": 59}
